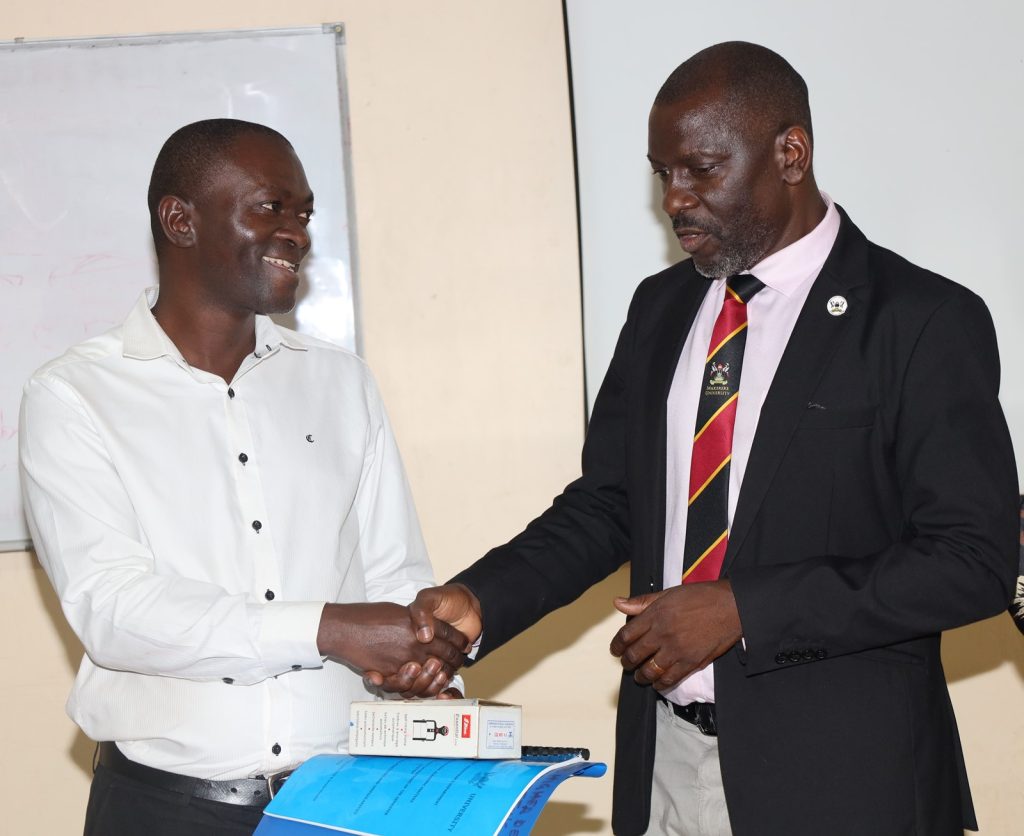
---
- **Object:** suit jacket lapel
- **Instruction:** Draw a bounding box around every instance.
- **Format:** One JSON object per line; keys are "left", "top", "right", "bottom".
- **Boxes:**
{"left": 644, "top": 266, "right": 711, "bottom": 591}
{"left": 723, "top": 208, "right": 871, "bottom": 573}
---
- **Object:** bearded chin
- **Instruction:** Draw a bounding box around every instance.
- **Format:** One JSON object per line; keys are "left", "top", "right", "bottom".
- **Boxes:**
{"left": 692, "top": 219, "right": 776, "bottom": 279}
{"left": 692, "top": 258, "right": 730, "bottom": 279}
{"left": 692, "top": 248, "right": 753, "bottom": 280}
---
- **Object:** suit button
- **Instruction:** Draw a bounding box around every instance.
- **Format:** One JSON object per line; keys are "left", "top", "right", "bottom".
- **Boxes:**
{"left": 788, "top": 652, "right": 802, "bottom": 663}
{"left": 775, "top": 652, "right": 788, "bottom": 665}
{"left": 816, "top": 648, "right": 828, "bottom": 660}
{"left": 802, "top": 649, "right": 815, "bottom": 661}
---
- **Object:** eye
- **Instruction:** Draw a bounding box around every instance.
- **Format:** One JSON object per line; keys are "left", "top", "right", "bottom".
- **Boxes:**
{"left": 299, "top": 209, "right": 315, "bottom": 223}
{"left": 260, "top": 201, "right": 281, "bottom": 212}
{"left": 692, "top": 164, "right": 720, "bottom": 176}
{"left": 650, "top": 168, "right": 668, "bottom": 182}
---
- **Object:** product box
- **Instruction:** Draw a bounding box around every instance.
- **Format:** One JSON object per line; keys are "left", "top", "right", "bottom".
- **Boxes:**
{"left": 348, "top": 699, "right": 522, "bottom": 759}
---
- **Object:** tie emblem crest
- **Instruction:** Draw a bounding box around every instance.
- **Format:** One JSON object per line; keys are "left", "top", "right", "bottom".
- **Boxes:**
{"left": 707, "top": 361, "right": 730, "bottom": 389}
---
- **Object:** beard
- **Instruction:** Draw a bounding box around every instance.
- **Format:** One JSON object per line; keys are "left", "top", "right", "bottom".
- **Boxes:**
{"left": 675, "top": 206, "right": 777, "bottom": 279}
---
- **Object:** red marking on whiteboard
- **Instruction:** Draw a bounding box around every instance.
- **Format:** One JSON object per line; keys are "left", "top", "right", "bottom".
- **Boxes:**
{"left": 0, "top": 411, "right": 17, "bottom": 441}
{"left": 48, "top": 254, "right": 123, "bottom": 285}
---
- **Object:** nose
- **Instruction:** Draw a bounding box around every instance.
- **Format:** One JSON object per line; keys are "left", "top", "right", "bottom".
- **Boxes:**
{"left": 661, "top": 174, "right": 699, "bottom": 218}
{"left": 278, "top": 215, "right": 311, "bottom": 252}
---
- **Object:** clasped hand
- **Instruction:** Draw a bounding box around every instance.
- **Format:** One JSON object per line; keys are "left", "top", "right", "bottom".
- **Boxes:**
{"left": 318, "top": 602, "right": 469, "bottom": 698}
{"left": 363, "top": 584, "right": 483, "bottom": 698}
{"left": 609, "top": 579, "right": 743, "bottom": 690}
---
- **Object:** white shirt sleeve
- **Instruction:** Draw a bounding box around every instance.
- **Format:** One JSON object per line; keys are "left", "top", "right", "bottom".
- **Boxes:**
{"left": 20, "top": 376, "right": 322, "bottom": 686}
{"left": 353, "top": 371, "right": 438, "bottom": 606}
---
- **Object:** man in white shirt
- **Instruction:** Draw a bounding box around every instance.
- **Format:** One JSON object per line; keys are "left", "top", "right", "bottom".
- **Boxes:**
{"left": 19, "top": 119, "right": 466, "bottom": 835}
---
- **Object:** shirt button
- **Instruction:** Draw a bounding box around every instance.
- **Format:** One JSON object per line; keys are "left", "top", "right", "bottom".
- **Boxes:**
{"left": 265, "top": 589, "right": 275, "bottom": 601}
{"left": 252, "top": 520, "right": 262, "bottom": 533}
{"left": 238, "top": 453, "right": 248, "bottom": 464}
{"left": 228, "top": 387, "right": 235, "bottom": 398}
{"left": 223, "top": 677, "right": 234, "bottom": 684}
{"left": 272, "top": 743, "right": 281, "bottom": 756}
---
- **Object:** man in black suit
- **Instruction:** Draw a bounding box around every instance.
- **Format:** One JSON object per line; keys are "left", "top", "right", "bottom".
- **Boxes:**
{"left": 380, "top": 42, "right": 1019, "bottom": 834}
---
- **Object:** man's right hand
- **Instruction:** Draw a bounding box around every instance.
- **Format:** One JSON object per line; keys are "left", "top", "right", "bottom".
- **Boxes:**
{"left": 316, "top": 602, "right": 468, "bottom": 688}
{"left": 362, "top": 585, "right": 483, "bottom": 697}
{"left": 408, "top": 584, "right": 483, "bottom": 646}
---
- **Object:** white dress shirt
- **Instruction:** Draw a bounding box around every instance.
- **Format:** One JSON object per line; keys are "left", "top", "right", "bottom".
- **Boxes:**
{"left": 663, "top": 196, "right": 842, "bottom": 705}
{"left": 20, "top": 289, "right": 442, "bottom": 779}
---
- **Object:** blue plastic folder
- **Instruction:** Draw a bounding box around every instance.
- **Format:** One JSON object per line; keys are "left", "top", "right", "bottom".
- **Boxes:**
{"left": 254, "top": 753, "right": 606, "bottom": 835}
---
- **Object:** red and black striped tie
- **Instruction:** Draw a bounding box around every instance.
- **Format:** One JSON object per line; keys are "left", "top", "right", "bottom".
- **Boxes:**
{"left": 682, "top": 274, "right": 765, "bottom": 584}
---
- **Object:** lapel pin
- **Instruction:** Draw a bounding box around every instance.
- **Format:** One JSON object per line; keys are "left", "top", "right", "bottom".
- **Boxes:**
{"left": 826, "top": 295, "right": 848, "bottom": 316}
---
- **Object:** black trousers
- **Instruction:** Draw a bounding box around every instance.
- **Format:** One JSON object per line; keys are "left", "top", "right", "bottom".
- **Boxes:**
{"left": 84, "top": 764, "right": 266, "bottom": 836}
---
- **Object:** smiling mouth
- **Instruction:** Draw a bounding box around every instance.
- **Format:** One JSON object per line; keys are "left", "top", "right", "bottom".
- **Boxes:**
{"left": 262, "top": 256, "right": 300, "bottom": 273}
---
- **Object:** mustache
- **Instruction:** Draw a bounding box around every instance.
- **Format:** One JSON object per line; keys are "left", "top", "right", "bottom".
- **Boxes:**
{"left": 671, "top": 214, "right": 721, "bottom": 237}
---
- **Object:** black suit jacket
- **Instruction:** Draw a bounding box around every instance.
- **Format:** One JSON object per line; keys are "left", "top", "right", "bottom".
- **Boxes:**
{"left": 453, "top": 208, "right": 1019, "bottom": 835}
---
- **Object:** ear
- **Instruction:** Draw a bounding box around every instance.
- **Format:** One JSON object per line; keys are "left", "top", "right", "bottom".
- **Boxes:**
{"left": 775, "top": 126, "right": 813, "bottom": 186}
{"left": 157, "top": 195, "right": 196, "bottom": 248}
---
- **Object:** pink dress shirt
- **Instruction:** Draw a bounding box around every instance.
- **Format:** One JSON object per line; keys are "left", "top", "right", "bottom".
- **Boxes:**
{"left": 662, "top": 195, "right": 841, "bottom": 705}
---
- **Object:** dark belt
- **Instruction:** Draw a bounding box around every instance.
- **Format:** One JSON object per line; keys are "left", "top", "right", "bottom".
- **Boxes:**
{"left": 661, "top": 698, "right": 718, "bottom": 736}
{"left": 96, "top": 742, "right": 293, "bottom": 807}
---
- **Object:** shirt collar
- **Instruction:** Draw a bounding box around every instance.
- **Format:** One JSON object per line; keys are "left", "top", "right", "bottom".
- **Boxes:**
{"left": 253, "top": 311, "right": 307, "bottom": 357}
{"left": 122, "top": 287, "right": 307, "bottom": 362}
{"left": 742, "top": 192, "right": 841, "bottom": 298}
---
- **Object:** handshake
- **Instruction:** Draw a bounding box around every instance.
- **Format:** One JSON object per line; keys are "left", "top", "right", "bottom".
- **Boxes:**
{"left": 319, "top": 577, "right": 744, "bottom": 699}
{"left": 317, "top": 583, "right": 482, "bottom": 700}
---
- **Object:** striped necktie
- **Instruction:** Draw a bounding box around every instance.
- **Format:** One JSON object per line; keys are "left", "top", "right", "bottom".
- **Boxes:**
{"left": 681, "top": 273, "right": 765, "bottom": 584}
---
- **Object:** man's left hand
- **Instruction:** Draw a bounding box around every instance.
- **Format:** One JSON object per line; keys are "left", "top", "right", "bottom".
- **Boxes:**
{"left": 610, "top": 579, "right": 743, "bottom": 690}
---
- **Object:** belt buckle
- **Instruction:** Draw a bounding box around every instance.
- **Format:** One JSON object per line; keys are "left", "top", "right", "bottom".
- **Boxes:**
{"left": 264, "top": 767, "right": 295, "bottom": 799}
{"left": 694, "top": 705, "right": 717, "bottom": 737}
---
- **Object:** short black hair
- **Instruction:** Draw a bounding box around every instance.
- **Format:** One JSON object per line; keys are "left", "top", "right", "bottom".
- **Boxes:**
{"left": 655, "top": 41, "right": 813, "bottom": 143}
{"left": 147, "top": 118, "right": 291, "bottom": 249}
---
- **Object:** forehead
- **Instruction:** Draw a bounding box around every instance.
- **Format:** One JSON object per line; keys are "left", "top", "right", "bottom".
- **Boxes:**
{"left": 648, "top": 88, "right": 762, "bottom": 159}
{"left": 207, "top": 134, "right": 310, "bottom": 198}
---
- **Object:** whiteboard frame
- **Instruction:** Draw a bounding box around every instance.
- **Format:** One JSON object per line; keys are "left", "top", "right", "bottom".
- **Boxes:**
{"left": 0, "top": 24, "right": 360, "bottom": 551}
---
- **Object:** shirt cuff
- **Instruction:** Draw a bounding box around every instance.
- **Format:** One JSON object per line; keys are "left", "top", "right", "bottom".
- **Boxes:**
{"left": 256, "top": 601, "right": 325, "bottom": 673}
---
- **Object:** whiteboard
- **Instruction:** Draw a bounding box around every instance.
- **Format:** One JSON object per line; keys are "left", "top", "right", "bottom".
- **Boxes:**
{"left": 0, "top": 25, "right": 359, "bottom": 550}
{"left": 566, "top": 1, "right": 1023, "bottom": 487}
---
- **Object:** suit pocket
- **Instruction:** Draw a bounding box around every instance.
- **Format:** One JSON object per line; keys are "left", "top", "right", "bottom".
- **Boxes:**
{"left": 798, "top": 404, "right": 877, "bottom": 428}
{"left": 857, "top": 646, "right": 926, "bottom": 667}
